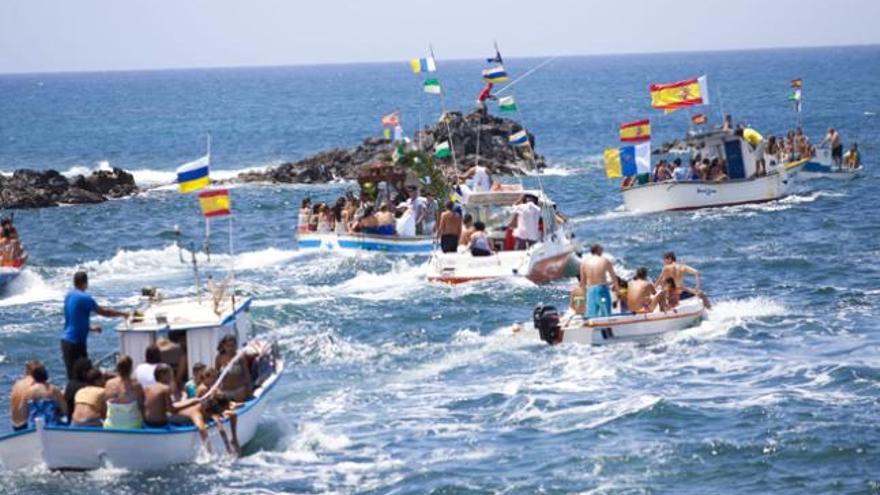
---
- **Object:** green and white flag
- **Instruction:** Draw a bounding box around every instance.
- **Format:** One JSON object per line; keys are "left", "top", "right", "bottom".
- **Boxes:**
{"left": 498, "top": 95, "right": 517, "bottom": 112}
{"left": 434, "top": 141, "right": 451, "bottom": 159}
{"left": 392, "top": 143, "right": 404, "bottom": 163}
{"left": 423, "top": 79, "right": 442, "bottom": 95}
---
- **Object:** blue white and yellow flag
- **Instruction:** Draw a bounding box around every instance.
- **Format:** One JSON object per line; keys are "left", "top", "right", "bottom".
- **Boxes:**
{"left": 410, "top": 57, "right": 436, "bottom": 73}
{"left": 176, "top": 155, "right": 210, "bottom": 193}
{"left": 604, "top": 142, "right": 651, "bottom": 178}
{"left": 509, "top": 129, "right": 529, "bottom": 146}
{"left": 482, "top": 65, "right": 509, "bottom": 83}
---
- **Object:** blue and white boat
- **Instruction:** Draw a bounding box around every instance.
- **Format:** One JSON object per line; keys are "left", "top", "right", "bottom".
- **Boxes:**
{"left": 297, "top": 231, "right": 434, "bottom": 255}
{"left": 801, "top": 147, "right": 863, "bottom": 178}
{"left": 0, "top": 265, "right": 22, "bottom": 292}
{"left": 0, "top": 289, "right": 283, "bottom": 471}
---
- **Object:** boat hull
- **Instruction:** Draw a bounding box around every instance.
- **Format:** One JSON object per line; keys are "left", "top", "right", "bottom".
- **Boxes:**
{"left": 801, "top": 148, "right": 861, "bottom": 177}
{"left": 0, "top": 266, "right": 22, "bottom": 291}
{"left": 427, "top": 240, "right": 576, "bottom": 284}
{"left": 297, "top": 232, "right": 433, "bottom": 255}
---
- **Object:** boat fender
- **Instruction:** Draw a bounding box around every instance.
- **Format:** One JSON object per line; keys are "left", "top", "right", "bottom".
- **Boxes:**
{"left": 532, "top": 304, "right": 561, "bottom": 345}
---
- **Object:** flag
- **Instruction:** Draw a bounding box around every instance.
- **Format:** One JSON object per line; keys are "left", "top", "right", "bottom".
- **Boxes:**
{"left": 392, "top": 143, "right": 404, "bottom": 163}
{"left": 482, "top": 66, "right": 509, "bottom": 83}
{"left": 649, "top": 75, "right": 710, "bottom": 112}
{"left": 381, "top": 111, "right": 400, "bottom": 127}
{"left": 392, "top": 125, "right": 404, "bottom": 142}
{"left": 604, "top": 142, "right": 651, "bottom": 178}
{"left": 691, "top": 113, "right": 707, "bottom": 125}
{"left": 423, "top": 79, "right": 442, "bottom": 94}
{"left": 498, "top": 95, "right": 518, "bottom": 112}
{"left": 383, "top": 128, "right": 392, "bottom": 140}
{"left": 509, "top": 129, "right": 529, "bottom": 146}
{"left": 409, "top": 57, "right": 436, "bottom": 73}
{"left": 790, "top": 78, "right": 803, "bottom": 89}
{"left": 789, "top": 88, "right": 802, "bottom": 113}
{"left": 434, "top": 141, "right": 451, "bottom": 159}
{"left": 176, "top": 154, "right": 210, "bottom": 193}
{"left": 619, "top": 119, "right": 651, "bottom": 143}
{"left": 197, "top": 188, "right": 231, "bottom": 218}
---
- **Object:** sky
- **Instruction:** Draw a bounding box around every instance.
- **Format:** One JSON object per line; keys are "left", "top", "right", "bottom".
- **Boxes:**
{"left": 1, "top": 0, "right": 879, "bottom": 74}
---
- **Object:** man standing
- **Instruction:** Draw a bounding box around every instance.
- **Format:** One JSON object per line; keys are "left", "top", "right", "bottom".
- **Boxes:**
{"left": 61, "top": 271, "right": 128, "bottom": 379}
{"left": 509, "top": 194, "right": 541, "bottom": 250}
{"left": 436, "top": 201, "right": 462, "bottom": 253}
{"left": 461, "top": 165, "right": 493, "bottom": 192}
{"left": 579, "top": 244, "right": 619, "bottom": 318}
{"left": 423, "top": 191, "right": 439, "bottom": 236}
{"left": 821, "top": 128, "right": 843, "bottom": 166}
{"left": 402, "top": 187, "right": 427, "bottom": 236}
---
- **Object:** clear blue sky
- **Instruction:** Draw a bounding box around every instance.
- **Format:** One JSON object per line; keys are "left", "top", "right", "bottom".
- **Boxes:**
{"left": 2, "top": 0, "right": 879, "bottom": 74}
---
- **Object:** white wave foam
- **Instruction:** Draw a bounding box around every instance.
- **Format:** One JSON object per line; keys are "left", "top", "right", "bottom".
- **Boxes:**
{"left": 0, "top": 270, "right": 63, "bottom": 307}
{"left": 334, "top": 259, "right": 428, "bottom": 301}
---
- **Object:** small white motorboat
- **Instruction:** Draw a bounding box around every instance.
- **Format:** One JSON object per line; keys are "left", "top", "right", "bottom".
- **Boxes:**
{"left": 0, "top": 289, "right": 284, "bottom": 471}
{"left": 297, "top": 231, "right": 434, "bottom": 255}
{"left": 426, "top": 189, "right": 578, "bottom": 284}
{"left": 801, "top": 147, "right": 863, "bottom": 178}
{"left": 524, "top": 297, "right": 706, "bottom": 346}
{"left": 621, "top": 130, "right": 808, "bottom": 213}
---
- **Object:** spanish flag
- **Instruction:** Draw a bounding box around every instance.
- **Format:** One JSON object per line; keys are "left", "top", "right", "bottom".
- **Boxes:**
{"left": 619, "top": 119, "right": 651, "bottom": 143}
{"left": 790, "top": 78, "right": 802, "bottom": 88}
{"left": 197, "top": 188, "right": 231, "bottom": 218}
{"left": 649, "top": 75, "right": 709, "bottom": 112}
{"left": 691, "top": 113, "right": 707, "bottom": 125}
{"left": 176, "top": 155, "right": 210, "bottom": 193}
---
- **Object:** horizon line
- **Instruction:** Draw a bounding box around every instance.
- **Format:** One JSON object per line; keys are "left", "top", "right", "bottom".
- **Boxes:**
{"left": 1, "top": 41, "right": 877, "bottom": 77}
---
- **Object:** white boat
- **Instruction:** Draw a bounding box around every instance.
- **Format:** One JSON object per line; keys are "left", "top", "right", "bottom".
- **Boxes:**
{"left": 298, "top": 231, "right": 433, "bottom": 255}
{"left": 0, "top": 290, "right": 283, "bottom": 471}
{"left": 621, "top": 130, "right": 809, "bottom": 213}
{"left": 426, "top": 189, "right": 578, "bottom": 284}
{"left": 0, "top": 265, "right": 22, "bottom": 291}
{"left": 525, "top": 297, "right": 706, "bottom": 346}
{"left": 801, "top": 147, "right": 862, "bottom": 178}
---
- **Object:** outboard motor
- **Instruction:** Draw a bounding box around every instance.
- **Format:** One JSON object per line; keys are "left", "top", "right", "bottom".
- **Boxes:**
{"left": 532, "top": 304, "right": 561, "bottom": 345}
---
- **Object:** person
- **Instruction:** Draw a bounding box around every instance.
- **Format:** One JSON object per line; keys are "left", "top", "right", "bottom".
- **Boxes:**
{"left": 61, "top": 271, "right": 129, "bottom": 379}
{"left": 627, "top": 267, "right": 657, "bottom": 314}
{"left": 475, "top": 82, "right": 494, "bottom": 115}
{"left": 722, "top": 114, "right": 733, "bottom": 132}
{"left": 142, "top": 364, "right": 200, "bottom": 428}
{"left": 64, "top": 357, "right": 93, "bottom": 416}
{"left": 570, "top": 276, "right": 586, "bottom": 315}
{"left": 655, "top": 251, "right": 711, "bottom": 309}
{"left": 739, "top": 127, "right": 764, "bottom": 151}
{"left": 103, "top": 355, "right": 145, "bottom": 429}
{"left": 509, "top": 194, "right": 541, "bottom": 250}
{"left": 135, "top": 344, "right": 163, "bottom": 388}
{"left": 459, "top": 213, "right": 476, "bottom": 247}
{"left": 821, "top": 128, "right": 843, "bottom": 166}
{"left": 423, "top": 191, "right": 439, "bottom": 236}
{"left": 332, "top": 198, "right": 347, "bottom": 234}
{"left": 184, "top": 362, "right": 207, "bottom": 398}
{"left": 468, "top": 221, "right": 494, "bottom": 257}
{"left": 71, "top": 368, "right": 106, "bottom": 427}
{"left": 654, "top": 160, "right": 673, "bottom": 182}
{"left": 436, "top": 201, "right": 463, "bottom": 253}
{"left": 374, "top": 203, "right": 397, "bottom": 236}
{"left": 297, "top": 198, "right": 312, "bottom": 233}
{"left": 308, "top": 203, "right": 321, "bottom": 232}
{"left": 613, "top": 276, "right": 629, "bottom": 313}
{"left": 696, "top": 158, "right": 711, "bottom": 181}
{"left": 197, "top": 367, "right": 241, "bottom": 455}
{"left": 844, "top": 143, "right": 861, "bottom": 169}
{"left": 708, "top": 158, "right": 729, "bottom": 182}
{"left": 461, "top": 165, "right": 493, "bottom": 192}
{"left": 316, "top": 204, "right": 334, "bottom": 233}
{"left": 0, "top": 218, "right": 26, "bottom": 266}
{"left": 654, "top": 277, "right": 683, "bottom": 311}
{"left": 158, "top": 334, "right": 187, "bottom": 389}
{"left": 9, "top": 360, "right": 41, "bottom": 431}
{"left": 402, "top": 187, "right": 427, "bottom": 235}
{"left": 354, "top": 205, "right": 379, "bottom": 234}
{"left": 672, "top": 158, "right": 689, "bottom": 181}
{"left": 215, "top": 335, "right": 252, "bottom": 403}
{"left": 579, "top": 244, "right": 619, "bottom": 318}
{"left": 18, "top": 363, "right": 67, "bottom": 428}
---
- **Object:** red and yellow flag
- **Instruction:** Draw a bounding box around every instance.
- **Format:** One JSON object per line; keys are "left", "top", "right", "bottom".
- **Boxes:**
{"left": 650, "top": 75, "right": 709, "bottom": 112}
{"left": 619, "top": 119, "right": 651, "bottom": 142}
{"left": 790, "top": 78, "right": 803, "bottom": 89}
{"left": 691, "top": 113, "right": 707, "bottom": 125}
{"left": 197, "top": 188, "right": 231, "bottom": 218}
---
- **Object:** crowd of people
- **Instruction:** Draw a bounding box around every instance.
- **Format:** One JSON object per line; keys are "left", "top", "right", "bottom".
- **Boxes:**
{"left": 0, "top": 217, "right": 27, "bottom": 267}
{"left": 571, "top": 246, "right": 711, "bottom": 318}
{"left": 8, "top": 271, "right": 268, "bottom": 456}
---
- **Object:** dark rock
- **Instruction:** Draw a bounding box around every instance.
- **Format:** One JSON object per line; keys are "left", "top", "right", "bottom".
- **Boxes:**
{"left": 235, "top": 110, "right": 544, "bottom": 185}
{"left": 0, "top": 167, "right": 139, "bottom": 209}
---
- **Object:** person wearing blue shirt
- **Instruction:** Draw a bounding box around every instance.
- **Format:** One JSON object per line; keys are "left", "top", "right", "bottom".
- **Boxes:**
{"left": 61, "top": 271, "right": 128, "bottom": 379}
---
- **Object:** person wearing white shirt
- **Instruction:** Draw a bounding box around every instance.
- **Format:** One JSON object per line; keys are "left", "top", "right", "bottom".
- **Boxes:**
{"left": 509, "top": 195, "right": 542, "bottom": 250}
{"left": 462, "top": 165, "right": 493, "bottom": 192}
{"left": 134, "top": 345, "right": 161, "bottom": 388}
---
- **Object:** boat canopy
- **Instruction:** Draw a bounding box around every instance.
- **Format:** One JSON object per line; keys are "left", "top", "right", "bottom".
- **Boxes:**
{"left": 462, "top": 188, "right": 546, "bottom": 207}
{"left": 662, "top": 130, "right": 761, "bottom": 180}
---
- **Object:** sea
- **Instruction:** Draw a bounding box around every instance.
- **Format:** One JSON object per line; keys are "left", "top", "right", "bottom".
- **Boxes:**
{"left": 1, "top": 46, "right": 879, "bottom": 494}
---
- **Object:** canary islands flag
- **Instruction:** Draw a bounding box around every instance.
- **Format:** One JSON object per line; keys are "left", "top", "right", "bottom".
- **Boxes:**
{"left": 410, "top": 57, "right": 436, "bottom": 73}
{"left": 509, "top": 130, "right": 529, "bottom": 146}
{"left": 482, "top": 65, "right": 508, "bottom": 83}
{"left": 197, "top": 188, "right": 231, "bottom": 218}
{"left": 619, "top": 119, "right": 651, "bottom": 143}
{"left": 604, "top": 142, "right": 651, "bottom": 178}
{"left": 649, "top": 75, "right": 709, "bottom": 112}
{"left": 176, "top": 154, "right": 210, "bottom": 193}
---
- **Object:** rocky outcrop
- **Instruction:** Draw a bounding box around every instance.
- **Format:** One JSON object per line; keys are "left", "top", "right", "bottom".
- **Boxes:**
{"left": 236, "top": 110, "right": 544, "bottom": 184}
{"left": 0, "top": 167, "right": 138, "bottom": 209}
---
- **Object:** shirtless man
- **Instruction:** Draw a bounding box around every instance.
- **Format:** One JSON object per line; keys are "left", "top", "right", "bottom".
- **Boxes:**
{"left": 436, "top": 201, "right": 462, "bottom": 253}
{"left": 17, "top": 364, "right": 67, "bottom": 427}
{"left": 579, "top": 244, "right": 619, "bottom": 317}
{"left": 627, "top": 267, "right": 657, "bottom": 314}
{"left": 9, "top": 360, "right": 40, "bottom": 431}
{"left": 821, "top": 128, "right": 843, "bottom": 166}
{"left": 459, "top": 214, "right": 476, "bottom": 247}
{"left": 143, "top": 364, "right": 201, "bottom": 428}
{"left": 655, "top": 251, "right": 711, "bottom": 308}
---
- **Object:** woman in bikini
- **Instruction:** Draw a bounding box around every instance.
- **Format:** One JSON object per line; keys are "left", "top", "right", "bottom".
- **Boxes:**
{"left": 103, "top": 355, "right": 145, "bottom": 429}
{"left": 71, "top": 368, "right": 106, "bottom": 427}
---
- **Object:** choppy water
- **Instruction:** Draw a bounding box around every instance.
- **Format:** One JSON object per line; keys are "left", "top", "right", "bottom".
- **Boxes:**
{"left": 1, "top": 46, "right": 879, "bottom": 494}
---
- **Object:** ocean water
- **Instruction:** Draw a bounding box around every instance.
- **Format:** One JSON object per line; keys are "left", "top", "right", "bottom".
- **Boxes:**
{"left": 1, "top": 46, "right": 879, "bottom": 494}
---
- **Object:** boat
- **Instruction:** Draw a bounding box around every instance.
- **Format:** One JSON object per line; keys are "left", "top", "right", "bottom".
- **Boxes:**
{"left": 620, "top": 130, "right": 809, "bottom": 213}
{"left": 0, "top": 261, "right": 23, "bottom": 292}
{"left": 801, "top": 147, "right": 863, "bottom": 178}
{"left": 526, "top": 297, "right": 706, "bottom": 346}
{"left": 298, "top": 231, "right": 433, "bottom": 254}
{"left": 426, "top": 188, "right": 578, "bottom": 284}
{"left": 0, "top": 287, "right": 283, "bottom": 471}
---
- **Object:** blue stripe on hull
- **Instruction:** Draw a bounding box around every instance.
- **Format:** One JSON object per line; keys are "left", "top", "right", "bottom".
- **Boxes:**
{"left": 802, "top": 161, "right": 833, "bottom": 173}
{"left": 298, "top": 235, "right": 432, "bottom": 254}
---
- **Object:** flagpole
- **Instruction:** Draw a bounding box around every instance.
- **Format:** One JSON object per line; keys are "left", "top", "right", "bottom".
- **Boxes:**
{"left": 494, "top": 56, "right": 557, "bottom": 96}
{"left": 430, "top": 44, "right": 459, "bottom": 171}
{"left": 228, "top": 211, "right": 235, "bottom": 306}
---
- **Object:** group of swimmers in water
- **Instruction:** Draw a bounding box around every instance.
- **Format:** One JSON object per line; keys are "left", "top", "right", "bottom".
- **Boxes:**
{"left": 571, "top": 245, "right": 712, "bottom": 318}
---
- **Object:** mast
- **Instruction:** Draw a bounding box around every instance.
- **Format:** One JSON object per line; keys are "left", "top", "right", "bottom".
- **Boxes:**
{"left": 429, "top": 44, "right": 459, "bottom": 171}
